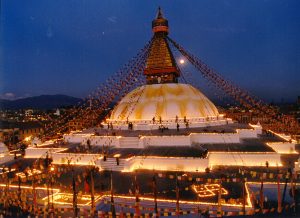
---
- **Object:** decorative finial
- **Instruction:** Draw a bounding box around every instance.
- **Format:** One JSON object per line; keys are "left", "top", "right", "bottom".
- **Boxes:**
{"left": 152, "top": 7, "right": 169, "bottom": 34}
{"left": 157, "top": 7, "right": 163, "bottom": 19}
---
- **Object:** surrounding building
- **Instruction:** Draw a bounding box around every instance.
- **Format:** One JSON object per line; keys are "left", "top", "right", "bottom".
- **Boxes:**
{"left": 0, "top": 121, "right": 44, "bottom": 146}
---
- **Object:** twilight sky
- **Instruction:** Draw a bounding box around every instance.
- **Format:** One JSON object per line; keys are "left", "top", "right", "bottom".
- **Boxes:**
{"left": 1, "top": 0, "right": 300, "bottom": 102}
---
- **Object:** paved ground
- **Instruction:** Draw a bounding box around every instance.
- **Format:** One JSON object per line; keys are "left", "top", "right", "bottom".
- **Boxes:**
{"left": 0, "top": 163, "right": 244, "bottom": 203}
{"left": 1, "top": 158, "right": 300, "bottom": 217}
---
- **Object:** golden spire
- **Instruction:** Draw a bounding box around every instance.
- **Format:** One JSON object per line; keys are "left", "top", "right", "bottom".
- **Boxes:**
{"left": 144, "top": 8, "right": 180, "bottom": 84}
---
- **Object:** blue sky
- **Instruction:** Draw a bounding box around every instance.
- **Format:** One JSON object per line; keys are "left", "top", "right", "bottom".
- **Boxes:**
{"left": 1, "top": 0, "right": 300, "bottom": 102}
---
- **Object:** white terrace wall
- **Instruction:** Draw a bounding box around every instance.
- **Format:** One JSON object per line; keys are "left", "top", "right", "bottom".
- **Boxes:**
{"left": 63, "top": 125, "right": 260, "bottom": 149}
{"left": 140, "top": 133, "right": 241, "bottom": 147}
{"left": 63, "top": 134, "right": 91, "bottom": 143}
{"left": 190, "top": 133, "right": 240, "bottom": 144}
{"left": 236, "top": 129, "right": 257, "bottom": 138}
{"left": 25, "top": 147, "right": 100, "bottom": 165}
{"left": 141, "top": 135, "right": 190, "bottom": 147}
{"left": 64, "top": 134, "right": 120, "bottom": 147}
{"left": 51, "top": 153, "right": 101, "bottom": 165}
{"left": 266, "top": 142, "right": 297, "bottom": 154}
{"left": 85, "top": 136, "right": 120, "bottom": 147}
{"left": 208, "top": 152, "right": 282, "bottom": 167}
{"left": 25, "top": 148, "right": 67, "bottom": 158}
{"left": 127, "top": 156, "right": 209, "bottom": 172}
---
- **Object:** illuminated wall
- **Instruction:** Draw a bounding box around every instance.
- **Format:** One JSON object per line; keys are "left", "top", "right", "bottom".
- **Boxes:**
{"left": 24, "top": 147, "right": 285, "bottom": 171}
{"left": 190, "top": 133, "right": 240, "bottom": 144}
{"left": 236, "top": 129, "right": 257, "bottom": 138}
{"left": 25, "top": 147, "right": 67, "bottom": 158}
{"left": 266, "top": 142, "right": 297, "bottom": 154}
{"left": 126, "top": 156, "right": 209, "bottom": 172}
{"left": 63, "top": 133, "right": 93, "bottom": 143}
{"left": 63, "top": 127, "right": 261, "bottom": 148}
{"left": 64, "top": 134, "right": 120, "bottom": 147}
{"left": 140, "top": 135, "right": 190, "bottom": 147}
{"left": 51, "top": 153, "right": 101, "bottom": 165}
{"left": 208, "top": 152, "right": 282, "bottom": 167}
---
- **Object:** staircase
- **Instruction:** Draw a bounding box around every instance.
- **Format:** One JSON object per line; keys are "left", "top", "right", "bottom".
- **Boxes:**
{"left": 98, "top": 158, "right": 126, "bottom": 171}
{"left": 119, "top": 137, "right": 140, "bottom": 148}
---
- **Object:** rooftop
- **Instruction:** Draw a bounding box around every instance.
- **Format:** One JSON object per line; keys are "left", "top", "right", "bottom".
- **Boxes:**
{"left": 0, "top": 121, "right": 43, "bottom": 130}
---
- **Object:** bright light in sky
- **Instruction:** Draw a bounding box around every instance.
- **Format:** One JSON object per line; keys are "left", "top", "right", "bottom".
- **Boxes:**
{"left": 179, "top": 59, "right": 185, "bottom": 64}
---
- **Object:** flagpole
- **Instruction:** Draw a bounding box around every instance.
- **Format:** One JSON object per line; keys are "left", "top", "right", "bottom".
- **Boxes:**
{"left": 90, "top": 167, "right": 95, "bottom": 216}
{"left": 243, "top": 182, "right": 246, "bottom": 216}
{"left": 290, "top": 169, "right": 296, "bottom": 213}
{"left": 134, "top": 172, "right": 140, "bottom": 218}
{"left": 46, "top": 154, "right": 51, "bottom": 214}
{"left": 217, "top": 179, "right": 222, "bottom": 217}
{"left": 50, "top": 168, "right": 54, "bottom": 217}
{"left": 277, "top": 173, "right": 282, "bottom": 213}
{"left": 176, "top": 174, "right": 180, "bottom": 217}
{"left": 152, "top": 175, "right": 158, "bottom": 217}
{"left": 32, "top": 174, "right": 37, "bottom": 215}
{"left": 259, "top": 173, "right": 264, "bottom": 213}
{"left": 282, "top": 170, "right": 289, "bottom": 208}
{"left": 71, "top": 162, "right": 78, "bottom": 218}
{"left": 18, "top": 175, "right": 22, "bottom": 215}
{"left": 196, "top": 177, "right": 200, "bottom": 215}
{"left": 5, "top": 170, "right": 10, "bottom": 216}
{"left": 110, "top": 170, "right": 116, "bottom": 218}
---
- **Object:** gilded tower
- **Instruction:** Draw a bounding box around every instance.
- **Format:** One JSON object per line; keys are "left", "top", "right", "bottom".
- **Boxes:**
{"left": 144, "top": 8, "right": 180, "bottom": 84}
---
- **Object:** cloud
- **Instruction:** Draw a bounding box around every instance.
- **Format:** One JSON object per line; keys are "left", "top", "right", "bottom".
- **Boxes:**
{"left": 107, "top": 16, "right": 117, "bottom": 23}
{"left": 0, "top": 93, "right": 32, "bottom": 100}
{"left": 1, "top": 92, "right": 16, "bottom": 100}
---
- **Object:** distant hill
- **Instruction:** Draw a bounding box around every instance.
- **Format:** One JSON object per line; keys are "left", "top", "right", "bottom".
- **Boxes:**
{"left": 0, "top": 95, "right": 82, "bottom": 110}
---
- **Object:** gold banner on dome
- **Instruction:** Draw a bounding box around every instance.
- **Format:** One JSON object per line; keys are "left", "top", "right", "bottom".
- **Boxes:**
{"left": 110, "top": 83, "right": 219, "bottom": 122}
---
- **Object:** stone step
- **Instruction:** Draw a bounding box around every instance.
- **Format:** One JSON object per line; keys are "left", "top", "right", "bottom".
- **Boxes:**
{"left": 101, "top": 166, "right": 124, "bottom": 171}
{"left": 99, "top": 158, "right": 126, "bottom": 171}
{"left": 100, "top": 164, "right": 125, "bottom": 171}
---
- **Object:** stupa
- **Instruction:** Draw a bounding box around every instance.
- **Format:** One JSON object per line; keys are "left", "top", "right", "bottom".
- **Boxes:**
{"left": 106, "top": 8, "right": 228, "bottom": 130}
{"left": 57, "top": 9, "right": 297, "bottom": 173}
{"left": 2, "top": 9, "right": 299, "bottom": 217}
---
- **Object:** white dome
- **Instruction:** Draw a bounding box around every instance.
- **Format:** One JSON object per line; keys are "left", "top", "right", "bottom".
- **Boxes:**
{"left": 109, "top": 83, "right": 219, "bottom": 122}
